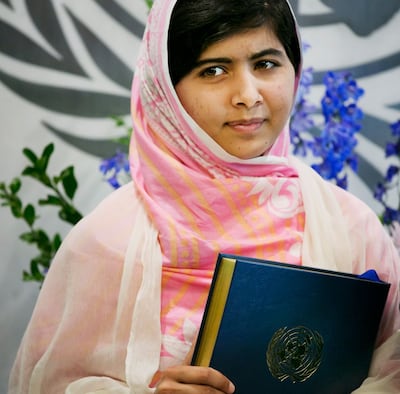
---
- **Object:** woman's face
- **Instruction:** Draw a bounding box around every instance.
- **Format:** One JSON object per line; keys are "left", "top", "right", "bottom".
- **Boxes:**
{"left": 175, "top": 26, "right": 296, "bottom": 160}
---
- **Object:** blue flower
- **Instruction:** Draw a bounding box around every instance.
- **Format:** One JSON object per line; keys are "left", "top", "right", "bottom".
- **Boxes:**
{"left": 374, "top": 182, "right": 386, "bottom": 203}
{"left": 339, "top": 104, "right": 363, "bottom": 131}
{"left": 308, "top": 71, "right": 364, "bottom": 187}
{"left": 374, "top": 119, "right": 400, "bottom": 226}
{"left": 338, "top": 77, "right": 364, "bottom": 102}
{"left": 346, "top": 154, "right": 358, "bottom": 173}
{"left": 336, "top": 174, "right": 348, "bottom": 190}
{"left": 99, "top": 150, "right": 130, "bottom": 189}
{"left": 382, "top": 207, "right": 400, "bottom": 225}
{"left": 385, "top": 165, "right": 399, "bottom": 183}
{"left": 385, "top": 140, "right": 400, "bottom": 157}
{"left": 292, "top": 65, "right": 362, "bottom": 185}
{"left": 290, "top": 65, "right": 316, "bottom": 157}
{"left": 390, "top": 120, "right": 400, "bottom": 137}
{"left": 321, "top": 93, "right": 341, "bottom": 120}
{"left": 295, "top": 67, "right": 314, "bottom": 105}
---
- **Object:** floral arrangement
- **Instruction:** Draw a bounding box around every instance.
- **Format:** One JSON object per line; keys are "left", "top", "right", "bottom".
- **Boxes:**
{"left": 1, "top": 3, "right": 399, "bottom": 284}
{"left": 374, "top": 120, "right": 400, "bottom": 252}
{"left": 290, "top": 47, "right": 364, "bottom": 189}
{"left": 374, "top": 120, "right": 400, "bottom": 224}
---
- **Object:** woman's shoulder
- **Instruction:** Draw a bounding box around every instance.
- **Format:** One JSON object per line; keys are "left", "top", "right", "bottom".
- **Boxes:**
{"left": 291, "top": 156, "right": 379, "bottom": 224}
{"left": 86, "top": 181, "right": 138, "bottom": 217}
{"left": 63, "top": 182, "right": 139, "bottom": 253}
{"left": 326, "top": 181, "right": 380, "bottom": 225}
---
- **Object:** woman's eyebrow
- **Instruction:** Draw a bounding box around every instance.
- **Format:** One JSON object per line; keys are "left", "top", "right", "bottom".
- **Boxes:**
{"left": 194, "top": 57, "right": 232, "bottom": 68}
{"left": 250, "top": 48, "right": 285, "bottom": 60}
{"left": 194, "top": 48, "right": 285, "bottom": 68}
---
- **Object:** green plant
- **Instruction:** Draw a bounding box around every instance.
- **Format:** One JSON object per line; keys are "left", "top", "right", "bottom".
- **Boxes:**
{"left": 0, "top": 143, "right": 82, "bottom": 283}
{"left": 0, "top": 0, "right": 151, "bottom": 286}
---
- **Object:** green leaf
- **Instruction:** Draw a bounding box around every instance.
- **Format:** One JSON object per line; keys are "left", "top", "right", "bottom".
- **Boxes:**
{"left": 52, "top": 233, "right": 62, "bottom": 253}
{"left": 60, "top": 166, "right": 78, "bottom": 200}
{"left": 58, "top": 209, "right": 68, "bottom": 222}
{"left": 36, "top": 143, "right": 54, "bottom": 173}
{"left": 23, "top": 270, "right": 35, "bottom": 282}
{"left": 22, "top": 166, "right": 51, "bottom": 187}
{"left": 22, "top": 148, "right": 38, "bottom": 165}
{"left": 20, "top": 231, "right": 36, "bottom": 243}
{"left": 20, "top": 229, "right": 52, "bottom": 253}
{"left": 40, "top": 174, "right": 52, "bottom": 187}
{"left": 29, "top": 258, "right": 45, "bottom": 281}
{"left": 22, "top": 166, "right": 40, "bottom": 179}
{"left": 10, "top": 178, "right": 22, "bottom": 194}
{"left": 36, "top": 229, "right": 51, "bottom": 247}
{"left": 23, "top": 204, "right": 36, "bottom": 226}
{"left": 42, "top": 143, "right": 55, "bottom": 159}
{"left": 39, "top": 195, "right": 62, "bottom": 206}
{"left": 32, "top": 251, "right": 51, "bottom": 266}
{"left": 111, "top": 115, "right": 125, "bottom": 127}
{"left": 58, "top": 206, "right": 82, "bottom": 225}
{"left": 10, "top": 200, "right": 23, "bottom": 218}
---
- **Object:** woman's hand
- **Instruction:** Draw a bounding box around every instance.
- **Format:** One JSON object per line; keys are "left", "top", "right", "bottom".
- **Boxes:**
{"left": 154, "top": 365, "right": 235, "bottom": 394}
{"left": 153, "top": 339, "right": 235, "bottom": 394}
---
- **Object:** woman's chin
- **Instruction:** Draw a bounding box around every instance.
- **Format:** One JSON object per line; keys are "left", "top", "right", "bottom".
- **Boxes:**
{"left": 226, "top": 146, "right": 271, "bottom": 160}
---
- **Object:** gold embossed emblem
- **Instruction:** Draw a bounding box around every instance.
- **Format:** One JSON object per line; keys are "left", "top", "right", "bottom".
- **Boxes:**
{"left": 266, "top": 326, "right": 324, "bottom": 383}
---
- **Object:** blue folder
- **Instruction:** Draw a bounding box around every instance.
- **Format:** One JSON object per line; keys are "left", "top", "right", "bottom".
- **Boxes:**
{"left": 192, "top": 254, "right": 390, "bottom": 394}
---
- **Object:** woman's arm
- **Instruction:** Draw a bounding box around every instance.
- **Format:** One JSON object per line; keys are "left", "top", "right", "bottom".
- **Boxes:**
{"left": 8, "top": 185, "right": 138, "bottom": 394}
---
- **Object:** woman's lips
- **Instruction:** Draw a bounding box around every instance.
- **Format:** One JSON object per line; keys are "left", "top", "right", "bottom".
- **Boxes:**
{"left": 226, "top": 118, "right": 265, "bottom": 132}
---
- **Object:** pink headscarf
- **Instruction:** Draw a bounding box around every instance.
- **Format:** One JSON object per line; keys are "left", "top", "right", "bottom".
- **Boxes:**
{"left": 131, "top": 0, "right": 300, "bottom": 179}
{"left": 129, "top": 0, "right": 307, "bottom": 372}
{"left": 130, "top": 0, "right": 304, "bottom": 261}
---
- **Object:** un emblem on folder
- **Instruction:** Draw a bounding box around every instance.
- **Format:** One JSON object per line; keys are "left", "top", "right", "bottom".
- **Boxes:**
{"left": 266, "top": 326, "right": 324, "bottom": 383}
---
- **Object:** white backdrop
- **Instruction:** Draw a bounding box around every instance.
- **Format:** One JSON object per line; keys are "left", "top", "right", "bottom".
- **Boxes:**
{"left": 1, "top": 0, "right": 399, "bottom": 391}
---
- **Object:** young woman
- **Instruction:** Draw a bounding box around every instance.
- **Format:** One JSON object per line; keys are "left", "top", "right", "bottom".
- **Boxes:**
{"left": 9, "top": 0, "right": 400, "bottom": 393}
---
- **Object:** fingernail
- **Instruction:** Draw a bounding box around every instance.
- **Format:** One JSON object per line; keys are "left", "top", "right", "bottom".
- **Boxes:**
{"left": 150, "top": 371, "right": 162, "bottom": 388}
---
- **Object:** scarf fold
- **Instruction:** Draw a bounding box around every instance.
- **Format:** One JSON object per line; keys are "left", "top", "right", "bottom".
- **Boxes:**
{"left": 125, "top": 199, "right": 162, "bottom": 393}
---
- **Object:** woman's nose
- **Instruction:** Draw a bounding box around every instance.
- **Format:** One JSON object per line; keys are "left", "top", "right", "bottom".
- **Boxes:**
{"left": 231, "top": 72, "right": 263, "bottom": 108}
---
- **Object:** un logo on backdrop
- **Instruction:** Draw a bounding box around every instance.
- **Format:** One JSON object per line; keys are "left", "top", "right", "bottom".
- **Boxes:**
{"left": 0, "top": 0, "right": 146, "bottom": 157}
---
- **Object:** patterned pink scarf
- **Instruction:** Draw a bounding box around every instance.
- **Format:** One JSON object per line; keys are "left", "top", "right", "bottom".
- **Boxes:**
{"left": 129, "top": 0, "right": 305, "bottom": 370}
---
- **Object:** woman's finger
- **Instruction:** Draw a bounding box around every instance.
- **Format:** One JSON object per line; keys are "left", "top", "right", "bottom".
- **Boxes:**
{"left": 156, "top": 365, "right": 235, "bottom": 394}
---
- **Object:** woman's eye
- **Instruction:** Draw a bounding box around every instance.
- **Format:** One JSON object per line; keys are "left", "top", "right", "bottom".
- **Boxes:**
{"left": 200, "top": 66, "right": 225, "bottom": 77}
{"left": 255, "top": 60, "right": 276, "bottom": 70}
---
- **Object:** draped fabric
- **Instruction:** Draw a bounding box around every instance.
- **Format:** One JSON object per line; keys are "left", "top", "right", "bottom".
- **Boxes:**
{"left": 8, "top": 0, "right": 400, "bottom": 393}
